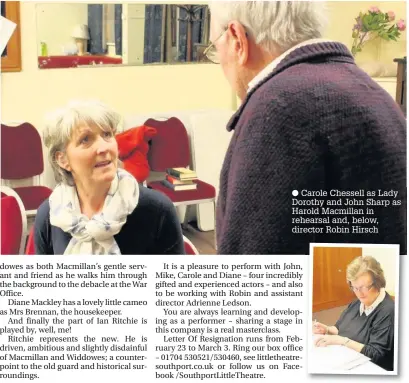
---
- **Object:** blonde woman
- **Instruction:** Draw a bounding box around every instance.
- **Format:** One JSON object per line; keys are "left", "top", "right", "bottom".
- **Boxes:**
{"left": 313, "top": 256, "right": 394, "bottom": 371}
{"left": 34, "top": 100, "right": 184, "bottom": 255}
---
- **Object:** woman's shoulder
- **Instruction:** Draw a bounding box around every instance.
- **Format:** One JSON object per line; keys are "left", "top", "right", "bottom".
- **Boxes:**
{"left": 345, "top": 299, "right": 361, "bottom": 311}
{"left": 381, "top": 292, "right": 395, "bottom": 312}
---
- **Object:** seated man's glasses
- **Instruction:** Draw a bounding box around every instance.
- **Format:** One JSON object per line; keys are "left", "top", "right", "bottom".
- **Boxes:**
{"left": 349, "top": 283, "right": 374, "bottom": 293}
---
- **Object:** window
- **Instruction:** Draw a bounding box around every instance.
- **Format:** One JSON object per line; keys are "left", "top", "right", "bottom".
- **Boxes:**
{"left": 104, "top": 4, "right": 115, "bottom": 45}
{"left": 144, "top": 4, "right": 210, "bottom": 64}
{"left": 1, "top": 1, "right": 22, "bottom": 72}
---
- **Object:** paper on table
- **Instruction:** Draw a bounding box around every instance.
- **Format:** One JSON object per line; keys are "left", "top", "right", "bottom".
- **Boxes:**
{"left": 310, "top": 336, "right": 370, "bottom": 372}
{"left": 0, "top": 15, "right": 17, "bottom": 56}
{"left": 342, "top": 356, "right": 372, "bottom": 371}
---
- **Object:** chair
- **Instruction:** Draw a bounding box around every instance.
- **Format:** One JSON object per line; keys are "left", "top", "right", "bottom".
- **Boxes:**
{"left": 115, "top": 125, "right": 157, "bottom": 183}
{"left": 183, "top": 235, "right": 199, "bottom": 255}
{"left": 145, "top": 117, "right": 216, "bottom": 231}
{"left": 25, "top": 226, "right": 35, "bottom": 255}
{"left": 1, "top": 186, "right": 27, "bottom": 254}
{"left": 1, "top": 122, "right": 53, "bottom": 217}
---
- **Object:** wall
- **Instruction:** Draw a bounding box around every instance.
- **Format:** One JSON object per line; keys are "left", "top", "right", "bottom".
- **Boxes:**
{"left": 36, "top": 3, "right": 88, "bottom": 56}
{"left": 362, "top": 247, "right": 398, "bottom": 296}
{"left": 0, "top": 1, "right": 234, "bottom": 187}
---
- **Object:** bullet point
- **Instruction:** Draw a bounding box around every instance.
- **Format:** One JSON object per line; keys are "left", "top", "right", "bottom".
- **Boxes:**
{"left": 292, "top": 190, "right": 299, "bottom": 197}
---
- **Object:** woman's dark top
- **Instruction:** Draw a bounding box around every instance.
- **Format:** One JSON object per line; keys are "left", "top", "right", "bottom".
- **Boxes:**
{"left": 335, "top": 292, "right": 395, "bottom": 371}
{"left": 34, "top": 186, "right": 185, "bottom": 255}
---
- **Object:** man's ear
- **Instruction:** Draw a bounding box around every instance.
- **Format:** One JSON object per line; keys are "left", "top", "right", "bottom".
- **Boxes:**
{"left": 228, "top": 21, "right": 248, "bottom": 65}
{"left": 56, "top": 151, "right": 71, "bottom": 172}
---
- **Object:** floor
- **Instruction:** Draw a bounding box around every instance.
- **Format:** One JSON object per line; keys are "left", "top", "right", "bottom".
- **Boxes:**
{"left": 182, "top": 223, "right": 216, "bottom": 255}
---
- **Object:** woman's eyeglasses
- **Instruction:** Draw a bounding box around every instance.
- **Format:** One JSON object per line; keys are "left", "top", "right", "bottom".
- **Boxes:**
{"left": 203, "top": 29, "right": 227, "bottom": 64}
{"left": 349, "top": 283, "right": 374, "bottom": 293}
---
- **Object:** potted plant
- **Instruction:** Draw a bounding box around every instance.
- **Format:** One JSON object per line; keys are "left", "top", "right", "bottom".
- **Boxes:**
{"left": 351, "top": 6, "right": 406, "bottom": 57}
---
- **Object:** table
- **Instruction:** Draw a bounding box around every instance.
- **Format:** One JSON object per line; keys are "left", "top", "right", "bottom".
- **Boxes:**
{"left": 352, "top": 360, "right": 388, "bottom": 374}
{"left": 38, "top": 55, "right": 122, "bottom": 69}
{"left": 308, "top": 341, "right": 390, "bottom": 375}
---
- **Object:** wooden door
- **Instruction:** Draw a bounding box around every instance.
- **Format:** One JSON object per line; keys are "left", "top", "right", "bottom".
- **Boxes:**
{"left": 313, "top": 247, "right": 362, "bottom": 312}
{"left": 1, "top": 1, "right": 21, "bottom": 72}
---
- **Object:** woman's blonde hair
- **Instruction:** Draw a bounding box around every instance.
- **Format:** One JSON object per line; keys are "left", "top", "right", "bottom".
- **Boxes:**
{"left": 43, "top": 100, "right": 121, "bottom": 185}
{"left": 346, "top": 256, "right": 386, "bottom": 290}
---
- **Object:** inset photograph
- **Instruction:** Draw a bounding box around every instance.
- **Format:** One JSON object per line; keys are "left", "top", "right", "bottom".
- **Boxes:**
{"left": 308, "top": 244, "right": 399, "bottom": 375}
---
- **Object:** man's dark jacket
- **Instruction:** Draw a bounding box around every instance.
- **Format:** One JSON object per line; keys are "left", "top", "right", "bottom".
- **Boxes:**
{"left": 216, "top": 42, "right": 406, "bottom": 255}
